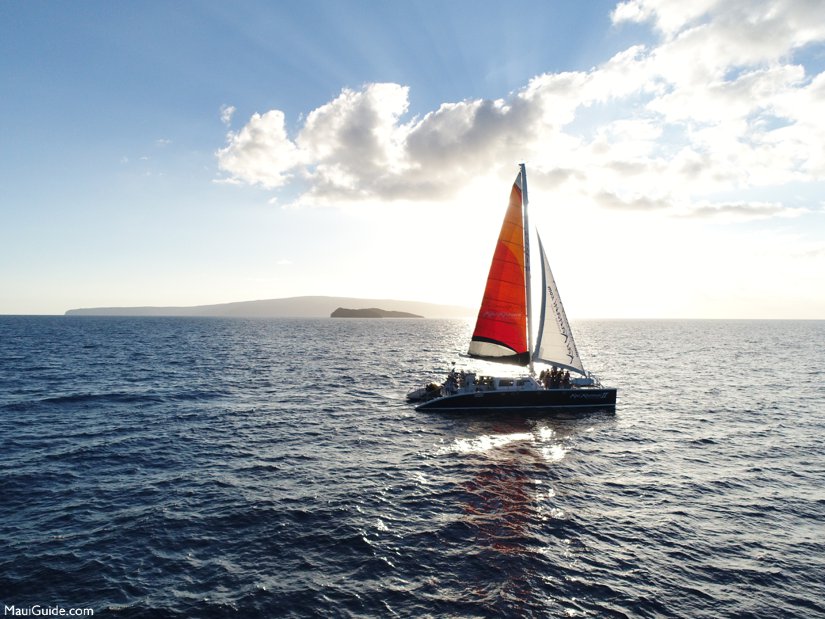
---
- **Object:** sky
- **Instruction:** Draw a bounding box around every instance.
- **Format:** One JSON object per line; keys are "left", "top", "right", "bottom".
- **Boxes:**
{"left": 1, "top": 0, "right": 824, "bottom": 318}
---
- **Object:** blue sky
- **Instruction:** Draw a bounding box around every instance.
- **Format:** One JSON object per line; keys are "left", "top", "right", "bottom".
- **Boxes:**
{"left": 2, "top": 0, "right": 824, "bottom": 317}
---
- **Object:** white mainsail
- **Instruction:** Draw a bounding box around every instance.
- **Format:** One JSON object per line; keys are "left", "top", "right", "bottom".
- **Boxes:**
{"left": 533, "top": 234, "right": 585, "bottom": 375}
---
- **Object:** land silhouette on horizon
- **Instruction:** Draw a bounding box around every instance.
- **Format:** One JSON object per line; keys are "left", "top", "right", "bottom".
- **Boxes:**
{"left": 330, "top": 307, "right": 423, "bottom": 318}
{"left": 64, "top": 296, "right": 471, "bottom": 319}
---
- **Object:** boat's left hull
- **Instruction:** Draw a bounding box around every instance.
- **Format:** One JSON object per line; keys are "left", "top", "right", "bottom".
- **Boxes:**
{"left": 414, "top": 387, "right": 616, "bottom": 413}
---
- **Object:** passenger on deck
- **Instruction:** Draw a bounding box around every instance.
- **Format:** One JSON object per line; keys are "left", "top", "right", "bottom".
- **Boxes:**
{"left": 561, "top": 371, "right": 571, "bottom": 388}
{"left": 549, "top": 366, "right": 560, "bottom": 389}
{"left": 445, "top": 367, "right": 459, "bottom": 394}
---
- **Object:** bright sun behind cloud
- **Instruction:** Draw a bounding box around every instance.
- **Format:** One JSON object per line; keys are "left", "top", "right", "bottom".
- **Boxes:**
{"left": 2, "top": 0, "right": 824, "bottom": 316}
{"left": 214, "top": 0, "right": 825, "bottom": 316}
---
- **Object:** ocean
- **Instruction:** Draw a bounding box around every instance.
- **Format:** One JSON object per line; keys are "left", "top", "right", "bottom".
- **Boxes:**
{"left": 1, "top": 316, "right": 823, "bottom": 618}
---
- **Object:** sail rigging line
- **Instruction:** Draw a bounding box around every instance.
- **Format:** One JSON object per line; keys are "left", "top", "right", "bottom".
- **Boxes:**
{"left": 519, "top": 163, "right": 536, "bottom": 376}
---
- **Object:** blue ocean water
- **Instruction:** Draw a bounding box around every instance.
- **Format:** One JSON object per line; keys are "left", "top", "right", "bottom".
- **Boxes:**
{"left": 1, "top": 316, "right": 823, "bottom": 618}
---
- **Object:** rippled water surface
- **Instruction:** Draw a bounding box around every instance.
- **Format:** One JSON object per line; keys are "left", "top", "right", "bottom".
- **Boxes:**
{"left": 1, "top": 317, "right": 824, "bottom": 617}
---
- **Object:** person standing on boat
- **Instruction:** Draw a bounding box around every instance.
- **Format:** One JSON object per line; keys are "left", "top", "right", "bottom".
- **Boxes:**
{"left": 445, "top": 367, "right": 459, "bottom": 394}
{"left": 544, "top": 367, "right": 555, "bottom": 389}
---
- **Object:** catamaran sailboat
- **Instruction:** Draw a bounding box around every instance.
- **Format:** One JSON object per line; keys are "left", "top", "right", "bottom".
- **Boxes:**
{"left": 409, "top": 164, "right": 616, "bottom": 412}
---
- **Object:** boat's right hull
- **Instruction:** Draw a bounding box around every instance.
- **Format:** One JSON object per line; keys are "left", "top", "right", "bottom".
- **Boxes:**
{"left": 414, "top": 387, "right": 617, "bottom": 413}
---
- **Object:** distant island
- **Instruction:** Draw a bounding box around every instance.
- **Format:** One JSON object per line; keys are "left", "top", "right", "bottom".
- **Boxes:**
{"left": 331, "top": 307, "right": 423, "bottom": 318}
{"left": 65, "top": 295, "right": 471, "bottom": 319}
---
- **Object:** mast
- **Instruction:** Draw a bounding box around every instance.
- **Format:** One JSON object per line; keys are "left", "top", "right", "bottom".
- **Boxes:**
{"left": 520, "top": 163, "right": 535, "bottom": 375}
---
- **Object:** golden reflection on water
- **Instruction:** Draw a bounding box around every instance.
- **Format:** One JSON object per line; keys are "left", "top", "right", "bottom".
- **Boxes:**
{"left": 441, "top": 421, "right": 578, "bottom": 612}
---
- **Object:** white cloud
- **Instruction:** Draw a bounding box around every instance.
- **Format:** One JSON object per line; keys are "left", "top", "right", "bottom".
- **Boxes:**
{"left": 215, "top": 0, "right": 825, "bottom": 222}
{"left": 678, "top": 200, "right": 809, "bottom": 222}
{"left": 613, "top": 0, "right": 825, "bottom": 54}
{"left": 612, "top": 0, "right": 720, "bottom": 35}
{"left": 220, "top": 104, "right": 236, "bottom": 127}
{"left": 216, "top": 110, "right": 299, "bottom": 188}
{"left": 298, "top": 83, "right": 413, "bottom": 201}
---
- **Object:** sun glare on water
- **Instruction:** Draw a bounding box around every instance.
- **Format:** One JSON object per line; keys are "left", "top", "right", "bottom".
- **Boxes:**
{"left": 438, "top": 426, "right": 569, "bottom": 464}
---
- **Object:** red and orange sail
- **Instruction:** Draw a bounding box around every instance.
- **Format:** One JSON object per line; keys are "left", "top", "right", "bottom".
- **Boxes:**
{"left": 468, "top": 173, "right": 529, "bottom": 365}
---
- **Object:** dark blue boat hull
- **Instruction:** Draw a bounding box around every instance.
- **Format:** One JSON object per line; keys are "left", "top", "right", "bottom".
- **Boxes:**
{"left": 414, "top": 387, "right": 617, "bottom": 412}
